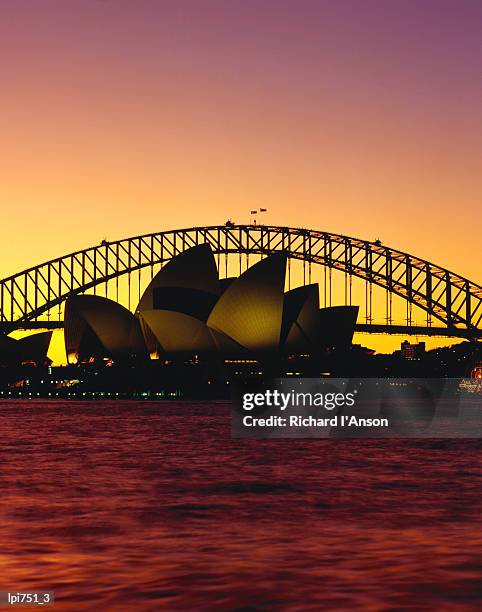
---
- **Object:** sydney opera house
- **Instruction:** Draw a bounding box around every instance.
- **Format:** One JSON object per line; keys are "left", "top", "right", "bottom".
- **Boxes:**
{"left": 63, "top": 244, "right": 358, "bottom": 365}
{"left": 0, "top": 331, "right": 52, "bottom": 367}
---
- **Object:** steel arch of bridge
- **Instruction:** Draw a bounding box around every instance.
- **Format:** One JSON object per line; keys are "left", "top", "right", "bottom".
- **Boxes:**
{"left": 0, "top": 225, "right": 481, "bottom": 339}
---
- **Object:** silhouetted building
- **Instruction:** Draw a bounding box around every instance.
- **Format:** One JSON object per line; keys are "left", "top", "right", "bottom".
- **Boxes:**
{"left": 319, "top": 306, "right": 360, "bottom": 351}
{"left": 0, "top": 331, "right": 52, "bottom": 366}
{"left": 64, "top": 244, "right": 359, "bottom": 362}
{"left": 64, "top": 294, "right": 146, "bottom": 364}
{"left": 400, "top": 340, "right": 426, "bottom": 360}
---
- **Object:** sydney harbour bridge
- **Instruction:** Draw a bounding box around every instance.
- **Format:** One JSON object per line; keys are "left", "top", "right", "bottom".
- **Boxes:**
{"left": 0, "top": 224, "right": 481, "bottom": 340}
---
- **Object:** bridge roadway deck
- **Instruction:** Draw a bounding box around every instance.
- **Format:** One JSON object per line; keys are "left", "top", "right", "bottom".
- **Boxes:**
{"left": 1, "top": 321, "right": 480, "bottom": 339}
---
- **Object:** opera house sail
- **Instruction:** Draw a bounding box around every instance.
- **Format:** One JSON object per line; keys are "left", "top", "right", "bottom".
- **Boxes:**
{"left": 64, "top": 294, "right": 146, "bottom": 363}
{"left": 0, "top": 331, "right": 52, "bottom": 366}
{"left": 281, "top": 284, "right": 321, "bottom": 353}
{"left": 136, "top": 243, "right": 220, "bottom": 318}
{"left": 207, "top": 253, "right": 287, "bottom": 353}
{"left": 62, "top": 243, "right": 358, "bottom": 364}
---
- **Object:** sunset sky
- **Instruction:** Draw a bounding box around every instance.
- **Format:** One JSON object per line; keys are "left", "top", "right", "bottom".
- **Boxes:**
{"left": 1, "top": 0, "right": 481, "bottom": 360}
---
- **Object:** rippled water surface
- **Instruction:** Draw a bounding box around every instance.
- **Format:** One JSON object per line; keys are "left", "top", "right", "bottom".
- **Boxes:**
{"left": 1, "top": 400, "right": 482, "bottom": 611}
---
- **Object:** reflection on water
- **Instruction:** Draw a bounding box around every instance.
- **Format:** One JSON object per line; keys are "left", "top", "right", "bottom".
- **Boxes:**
{"left": 1, "top": 400, "right": 482, "bottom": 610}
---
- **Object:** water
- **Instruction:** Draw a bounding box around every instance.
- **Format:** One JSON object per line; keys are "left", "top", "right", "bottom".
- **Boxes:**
{"left": 1, "top": 400, "right": 482, "bottom": 611}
